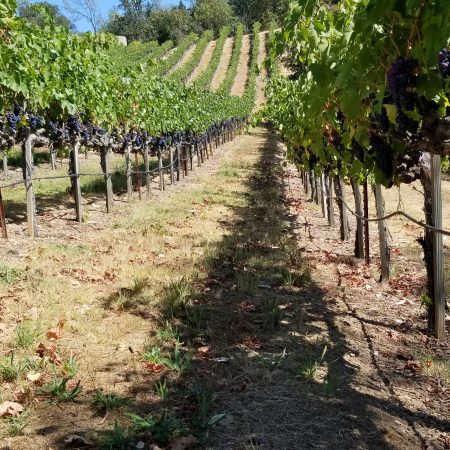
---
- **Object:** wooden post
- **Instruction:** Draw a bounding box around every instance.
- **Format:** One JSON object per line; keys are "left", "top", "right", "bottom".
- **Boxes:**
{"left": 23, "top": 130, "right": 36, "bottom": 237}
{"left": 184, "top": 145, "right": 189, "bottom": 176}
{"left": 50, "top": 146, "right": 56, "bottom": 170}
{"left": 70, "top": 139, "right": 82, "bottom": 223}
{"left": 176, "top": 144, "right": 181, "bottom": 181}
{"left": 144, "top": 144, "right": 151, "bottom": 197}
{"left": 310, "top": 171, "right": 315, "bottom": 201}
{"left": 314, "top": 175, "right": 319, "bottom": 205}
{"left": 351, "top": 180, "right": 364, "bottom": 259}
{"left": 190, "top": 145, "right": 193, "bottom": 171}
{"left": 126, "top": 144, "right": 132, "bottom": 201}
{"left": 3, "top": 152, "right": 8, "bottom": 180}
{"left": 0, "top": 188, "right": 7, "bottom": 239}
{"left": 327, "top": 175, "right": 335, "bottom": 227}
{"left": 102, "top": 146, "right": 113, "bottom": 213}
{"left": 158, "top": 150, "right": 165, "bottom": 191}
{"left": 375, "top": 184, "right": 389, "bottom": 283}
{"left": 320, "top": 174, "right": 326, "bottom": 218}
{"left": 431, "top": 154, "right": 445, "bottom": 339}
{"left": 205, "top": 141, "right": 210, "bottom": 159}
{"left": 363, "top": 180, "right": 370, "bottom": 265}
{"left": 304, "top": 171, "right": 309, "bottom": 195}
{"left": 339, "top": 177, "right": 349, "bottom": 241}
{"left": 197, "top": 144, "right": 201, "bottom": 167}
{"left": 169, "top": 146, "right": 175, "bottom": 185}
{"left": 135, "top": 151, "right": 142, "bottom": 200}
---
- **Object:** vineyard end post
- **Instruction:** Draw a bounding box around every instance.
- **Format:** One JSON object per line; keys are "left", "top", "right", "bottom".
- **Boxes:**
{"left": 375, "top": 184, "right": 389, "bottom": 283}
{"left": 431, "top": 154, "right": 445, "bottom": 339}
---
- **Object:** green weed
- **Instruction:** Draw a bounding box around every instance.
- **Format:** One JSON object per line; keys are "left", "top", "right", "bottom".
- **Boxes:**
{"left": 6, "top": 410, "right": 29, "bottom": 436}
{"left": 160, "top": 277, "right": 192, "bottom": 318}
{"left": 154, "top": 378, "right": 169, "bottom": 400}
{"left": 0, "top": 263, "right": 22, "bottom": 285}
{"left": 298, "top": 345, "right": 328, "bottom": 381}
{"left": 235, "top": 271, "right": 257, "bottom": 296}
{"left": 93, "top": 390, "right": 131, "bottom": 410}
{"left": 0, "top": 354, "right": 24, "bottom": 381}
{"left": 44, "top": 377, "right": 81, "bottom": 402}
{"left": 262, "top": 300, "right": 282, "bottom": 330}
{"left": 97, "top": 420, "right": 135, "bottom": 450}
{"left": 156, "top": 321, "right": 180, "bottom": 342}
{"left": 14, "top": 321, "right": 40, "bottom": 349}
{"left": 143, "top": 343, "right": 191, "bottom": 372}
{"left": 129, "top": 412, "right": 184, "bottom": 447}
{"left": 61, "top": 355, "right": 78, "bottom": 378}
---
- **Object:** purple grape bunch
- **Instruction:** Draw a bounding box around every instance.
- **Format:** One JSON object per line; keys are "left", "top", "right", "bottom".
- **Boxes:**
{"left": 370, "top": 134, "right": 394, "bottom": 179}
{"left": 438, "top": 48, "right": 450, "bottom": 77}
{"left": 5, "top": 112, "right": 20, "bottom": 137}
{"left": 387, "top": 56, "right": 418, "bottom": 110}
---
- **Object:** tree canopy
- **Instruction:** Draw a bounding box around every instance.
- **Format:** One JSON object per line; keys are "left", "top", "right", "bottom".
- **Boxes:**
{"left": 17, "top": 0, "right": 74, "bottom": 30}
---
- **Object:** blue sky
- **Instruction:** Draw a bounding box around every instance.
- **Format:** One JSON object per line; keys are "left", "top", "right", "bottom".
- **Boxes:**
{"left": 30, "top": 0, "right": 191, "bottom": 32}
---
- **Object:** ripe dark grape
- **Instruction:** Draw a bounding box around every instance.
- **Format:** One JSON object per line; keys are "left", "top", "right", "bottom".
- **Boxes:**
{"left": 387, "top": 56, "right": 418, "bottom": 110}
{"left": 47, "top": 121, "right": 60, "bottom": 140}
{"left": 67, "top": 115, "right": 82, "bottom": 134}
{"left": 351, "top": 138, "right": 365, "bottom": 162}
{"left": 370, "top": 134, "right": 394, "bottom": 179}
{"left": 373, "top": 107, "right": 390, "bottom": 133}
{"left": 27, "top": 113, "right": 44, "bottom": 130}
{"left": 13, "top": 104, "right": 23, "bottom": 117}
{"left": 6, "top": 112, "right": 20, "bottom": 136}
{"left": 438, "top": 48, "right": 450, "bottom": 77}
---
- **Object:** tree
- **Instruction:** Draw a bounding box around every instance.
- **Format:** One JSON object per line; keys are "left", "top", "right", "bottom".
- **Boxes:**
{"left": 63, "top": 0, "right": 103, "bottom": 33}
{"left": 146, "top": 7, "right": 193, "bottom": 43}
{"left": 228, "top": 0, "right": 289, "bottom": 30}
{"left": 192, "top": 0, "right": 237, "bottom": 36}
{"left": 17, "top": 1, "right": 75, "bottom": 30}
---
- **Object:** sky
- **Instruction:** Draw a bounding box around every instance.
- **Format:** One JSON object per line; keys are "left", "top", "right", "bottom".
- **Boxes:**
{"left": 30, "top": 0, "right": 191, "bottom": 32}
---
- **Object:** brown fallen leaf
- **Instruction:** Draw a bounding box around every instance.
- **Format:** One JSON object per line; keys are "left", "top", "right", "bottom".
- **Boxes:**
{"left": 46, "top": 329, "right": 62, "bottom": 341}
{"left": 404, "top": 361, "right": 421, "bottom": 373}
{"left": 196, "top": 346, "right": 211, "bottom": 355}
{"left": 0, "top": 401, "right": 24, "bottom": 417}
{"left": 142, "top": 362, "right": 165, "bottom": 373}
{"left": 169, "top": 435, "right": 198, "bottom": 450}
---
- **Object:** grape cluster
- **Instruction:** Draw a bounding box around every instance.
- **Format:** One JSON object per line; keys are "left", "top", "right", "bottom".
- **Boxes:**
{"left": 387, "top": 56, "right": 418, "bottom": 110}
{"left": 351, "top": 138, "right": 365, "bottom": 162}
{"left": 6, "top": 112, "right": 20, "bottom": 137}
{"left": 438, "top": 48, "right": 450, "bottom": 77}
{"left": 67, "top": 115, "right": 82, "bottom": 134}
{"left": 27, "top": 113, "right": 44, "bottom": 130}
{"left": 370, "top": 134, "right": 394, "bottom": 179}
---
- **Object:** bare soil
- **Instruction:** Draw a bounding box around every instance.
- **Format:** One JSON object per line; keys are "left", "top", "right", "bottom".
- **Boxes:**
{"left": 187, "top": 41, "right": 217, "bottom": 86}
{"left": 253, "top": 32, "right": 268, "bottom": 112}
{"left": 210, "top": 38, "right": 234, "bottom": 92}
{"left": 168, "top": 41, "right": 198, "bottom": 75}
{"left": 1, "top": 127, "right": 448, "bottom": 450}
{"left": 230, "top": 35, "right": 251, "bottom": 97}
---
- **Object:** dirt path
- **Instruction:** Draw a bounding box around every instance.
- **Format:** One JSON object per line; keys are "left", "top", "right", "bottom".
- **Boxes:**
{"left": 230, "top": 34, "right": 251, "bottom": 97}
{"left": 167, "top": 41, "right": 197, "bottom": 75}
{"left": 253, "top": 32, "right": 268, "bottom": 112}
{"left": 210, "top": 37, "right": 234, "bottom": 91}
{"left": 1, "top": 127, "right": 449, "bottom": 449}
{"left": 186, "top": 40, "right": 217, "bottom": 86}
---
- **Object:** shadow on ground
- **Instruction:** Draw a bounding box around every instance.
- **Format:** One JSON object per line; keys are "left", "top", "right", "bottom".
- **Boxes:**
{"left": 38, "top": 127, "right": 448, "bottom": 449}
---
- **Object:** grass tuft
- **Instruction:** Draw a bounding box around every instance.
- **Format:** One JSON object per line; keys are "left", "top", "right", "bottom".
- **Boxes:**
{"left": 160, "top": 277, "right": 192, "bottom": 318}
